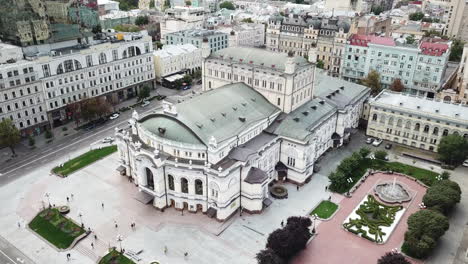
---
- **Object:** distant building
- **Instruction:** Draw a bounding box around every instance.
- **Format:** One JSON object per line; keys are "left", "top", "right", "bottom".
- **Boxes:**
{"left": 153, "top": 44, "right": 202, "bottom": 82}
{"left": 352, "top": 15, "right": 392, "bottom": 37}
{"left": 160, "top": 7, "right": 205, "bottom": 42}
{"left": 341, "top": 34, "right": 451, "bottom": 98}
{"left": 442, "top": 44, "right": 468, "bottom": 104}
{"left": 165, "top": 29, "right": 228, "bottom": 52}
{"left": 422, "top": 0, "right": 465, "bottom": 37}
{"left": 367, "top": 90, "right": 468, "bottom": 152}
{"left": 217, "top": 23, "right": 265, "bottom": 48}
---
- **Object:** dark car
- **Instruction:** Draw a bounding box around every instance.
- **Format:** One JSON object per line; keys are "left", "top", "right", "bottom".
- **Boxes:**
{"left": 385, "top": 143, "right": 393, "bottom": 150}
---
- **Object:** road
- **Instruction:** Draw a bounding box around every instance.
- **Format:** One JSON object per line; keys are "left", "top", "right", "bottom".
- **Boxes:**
{"left": 0, "top": 235, "right": 35, "bottom": 264}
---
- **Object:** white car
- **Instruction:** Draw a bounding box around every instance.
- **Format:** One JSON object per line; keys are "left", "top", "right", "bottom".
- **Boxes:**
{"left": 366, "top": 137, "right": 374, "bottom": 144}
{"left": 141, "top": 101, "right": 150, "bottom": 107}
{"left": 372, "top": 138, "right": 383, "bottom": 147}
{"left": 109, "top": 113, "right": 119, "bottom": 120}
{"left": 102, "top": 137, "right": 114, "bottom": 143}
{"left": 463, "top": 160, "right": 468, "bottom": 167}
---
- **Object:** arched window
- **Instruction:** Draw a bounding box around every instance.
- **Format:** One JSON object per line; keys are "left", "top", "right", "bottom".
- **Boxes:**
{"left": 98, "top": 53, "right": 107, "bottom": 64}
{"left": 372, "top": 113, "right": 377, "bottom": 121}
{"left": 443, "top": 129, "right": 449, "bottom": 136}
{"left": 405, "top": 121, "right": 411, "bottom": 129}
{"left": 423, "top": 125, "right": 429, "bottom": 133}
{"left": 433, "top": 127, "right": 439, "bottom": 135}
{"left": 181, "top": 178, "right": 188, "bottom": 193}
{"left": 57, "top": 59, "right": 82, "bottom": 74}
{"left": 453, "top": 131, "right": 459, "bottom": 136}
{"left": 195, "top": 179, "right": 203, "bottom": 195}
{"left": 168, "top": 174, "right": 174, "bottom": 190}
{"left": 388, "top": 117, "right": 394, "bottom": 126}
{"left": 397, "top": 119, "right": 402, "bottom": 127}
{"left": 145, "top": 168, "right": 154, "bottom": 190}
{"left": 380, "top": 115, "right": 386, "bottom": 124}
{"left": 414, "top": 123, "right": 420, "bottom": 131}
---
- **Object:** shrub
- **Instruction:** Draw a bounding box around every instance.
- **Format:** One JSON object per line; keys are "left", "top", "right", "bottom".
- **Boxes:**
{"left": 256, "top": 248, "right": 284, "bottom": 264}
{"left": 28, "top": 135, "right": 35, "bottom": 146}
{"left": 402, "top": 210, "right": 449, "bottom": 259}
{"left": 45, "top": 130, "right": 53, "bottom": 139}
{"left": 359, "top": 147, "right": 371, "bottom": 158}
{"left": 423, "top": 180, "right": 461, "bottom": 215}
{"left": 266, "top": 216, "right": 311, "bottom": 260}
{"left": 377, "top": 252, "right": 410, "bottom": 264}
{"left": 374, "top": 150, "right": 388, "bottom": 160}
{"left": 441, "top": 171, "right": 450, "bottom": 179}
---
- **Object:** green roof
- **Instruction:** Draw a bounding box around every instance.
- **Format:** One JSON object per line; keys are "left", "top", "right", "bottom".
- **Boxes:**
{"left": 140, "top": 83, "right": 280, "bottom": 146}
{"left": 209, "top": 47, "right": 309, "bottom": 71}
{"left": 272, "top": 98, "right": 336, "bottom": 142}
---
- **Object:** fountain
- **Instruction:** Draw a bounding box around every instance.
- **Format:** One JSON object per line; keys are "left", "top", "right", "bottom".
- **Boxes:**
{"left": 374, "top": 177, "right": 412, "bottom": 204}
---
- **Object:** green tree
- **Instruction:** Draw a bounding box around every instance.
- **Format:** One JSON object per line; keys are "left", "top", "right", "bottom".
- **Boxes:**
{"left": 371, "top": 5, "right": 384, "bottom": 15}
{"left": 359, "top": 147, "right": 371, "bottom": 158}
{"left": 135, "top": 16, "right": 149, "bottom": 26}
{"left": 316, "top": 59, "right": 324, "bottom": 69}
{"left": 182, "top": 74, "right": 193, "bottom": 85}
{"left": 390, "top": 78, "right": 405, "bottom": 92}
{"left": 377, "top": 252, "right": 410, "bottom": 264}
{"left": 402, "top": 210, "right": 449, "bottom": 259}
{"left": 154, "top": 41, "right": 164, "bottom": 49}
{"left": 256, "top": 248, "right": 284, "bottom": 264}
{"left": 28, "top": 135, "right": 35, "bottom": 147}
{"left": 449, "top": 38, "right": 465, "bottom": 62}
{"left": 241, "top": 18, "right": 254, "bottom": 23}
{"left": 185, "top": 0, "right": 191, "bottom": 5}
{"left": 45, "top": 129, "right": 53, "bottom": 139}
{"left": 219, "top": 1, "right": 235, "bottom": 10}
{"left": 192, "top": 68, "right": 202, "bottom": 79}
{"left": 437, "top": 134, "right": 468, "bottom": 165}
{"left": 405, "top": 35, "right": 416, "bottom": 44}
{"left": 374, "top": 150, "right": 388, "bottom": 160}
{"left": 149, "top": 0, "right": 155, "bottom": 8}
{"left": 92, "top": 24, "right": 102, "bottom": 34}
{"left": 423, "top": 180, "right": 461, "bottom": 214}
{"left": 266, "top": 216, "right": 311, "bottom": 260}
{"left": 0, "top": 119, "right": 21, "bottom": 156}
{"left": 81, "top": 98, "right": 112, "bottom": 121}
{"left": 138, "top": 85, "right": 151, "bottom": 102}
{"left": 361, "top": 70, "right": 382, "bottom": 95}
{"left": 409, "top": 12, "right": 425, "bottom": 21}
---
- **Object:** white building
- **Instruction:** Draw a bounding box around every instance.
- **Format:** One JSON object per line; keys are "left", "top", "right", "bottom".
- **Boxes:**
{"left": 367, "top": 90, "right": 468, "bottom": 152}
{"left": 218, "top": 23, "right": 265, "bottom": 48}
{"left": 97, "top": 0, "right": 120, "bottom": 15}
{"left": 115, "top": 50, "right": 370, "bottom": 221}
{"left": 0, "top": 32, "right": 155, "bottom": 134}
{"left": 202, "top": 47, "right": 314, "bottom": 113}
{"left": 160, "top": 7, "right": 205, "bottom": 43}
{"left": 153, "top": 44, "right": 202, "bottom": 82}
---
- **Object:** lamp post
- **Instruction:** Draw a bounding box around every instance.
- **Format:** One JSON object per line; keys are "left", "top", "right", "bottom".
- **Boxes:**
{"left": 116, "top": 234, "right": 123, "bottom": 253}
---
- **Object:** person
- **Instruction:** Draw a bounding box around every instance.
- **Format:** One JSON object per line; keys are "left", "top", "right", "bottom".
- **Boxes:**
{"left": 71, "top": 193, "right": 74, "bottom": 200}
{"left": 325, "top": 186, "right": 328, "bottom": 191}
{"left": 17, "top": 222, "right": 20, "bottom": 228}
{"left": 296, "top": 185, "right": 299, "bottom": 191}
{"left": 66, "top": 197, "right": 69, "bottom": 202}
{"left": 280, "top": 220, "right": 284, "bottom": 227}
{"left": 328, "top": 196, "right": 331, "bottom": 201}
{"left": 184, "top": 252, "right": 188, "bottom": 258}
{"left": 88, "top": 227, "right": 91, "bottom": 232}
{"left": 164, "top": 246, "right": 168, "bottom": 255}
{"left": 66, "top": 253, "right": 71, "bottom": 261}
{"left": 91, "top": 242, "right": 94, "bottom": 249}
{"left": 101, "top": 202, "right": 104, "bottom": 209}
{"left": 94, "top": 234, "right": 97, "bottom": 240}
{"left": 115, "top": 223, "right": 118, "bottom": 229}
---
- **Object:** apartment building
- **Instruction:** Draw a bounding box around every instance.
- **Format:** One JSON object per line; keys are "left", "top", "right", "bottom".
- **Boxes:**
{"left": 153, "top": 44, "right": 202, "bottom": 82}
{"left": 165, "top": 29, "right": 228, "bottom": 53}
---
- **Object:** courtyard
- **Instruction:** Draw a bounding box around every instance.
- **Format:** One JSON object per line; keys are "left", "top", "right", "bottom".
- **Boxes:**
{"left": 0, "top": 131, "right": 465, "bottom": 264}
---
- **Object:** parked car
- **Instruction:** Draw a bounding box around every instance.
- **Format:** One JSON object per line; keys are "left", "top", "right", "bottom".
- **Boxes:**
{"left": 181, "top": 85, "right": 191, "bottom": 90}
{"left": 102, "top": 137, "right": 114, "bottom": 143}
{"left": 141, "top": 101, "right": 150, "bottom": 107}
{"left": 372, "top": 138, "right": 383, "bottom": 147}
{"left": 463, "top": 160, "right": 468, "bottom": 167}
{"left": 109, "top": 113, "right": 120, "bottom": 120}
{"left": 366, "top": 138, "right": 374, "bottom": 144}
{"left": 385, "top": 143, "right": 392, "bottom": 150}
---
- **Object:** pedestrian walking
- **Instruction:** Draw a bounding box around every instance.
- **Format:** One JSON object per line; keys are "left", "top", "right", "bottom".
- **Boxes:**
{"left": 101, "top": 202, "right": 104, "bottom": 209}
{"left": 296, "top": 185, "right": 299, "bottom": 191}
{"left": 88, "top": 227, "right": 91, "bottom": 232}
{"left": 325, "top": 186, "right": 328, "bottom": 191}
{"left": 328, "top": 196, "right": 331, "bottom": 201}
{"left": 66, "top": 253, "right": 71, "bottom": 261}
{"left": 94, "top": 234, "right": 97, "bottom": 240}
{"left": 91, "top": 242, "right": 94, "bottom": 249}
{"left": 280, "top": 220, "right": 284, "bottom": 227}
{"left": 66, "top": 196, "right": 69, "bottom": 203}
{"left": 71, "top": 193, "right": 74, "bottom": 200}
{"left": 164, "top": 246, "right": 168, "bottom": 255}
{"left": 184, "top": 252, "right": 188, "bottom": 258}
{"left": 115, "top": 223, "right": 118, "bottom": 229}
{"left": 17, "top": 222, "right": 20, "bottom": 228}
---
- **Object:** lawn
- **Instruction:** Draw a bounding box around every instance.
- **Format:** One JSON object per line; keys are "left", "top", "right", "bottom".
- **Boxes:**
{"left": 339, "top": 158, "right": 439, "bottom": 193}
{"left": 28, "top": 208, "right": 85, "bottom": 249}
{"left": 99, "top": 249, "right": 135, "bottom": 264}
{"left": 311, "top": 200, "right": 338, "bottom": 219}
{"left": 52, "top": 145, "right": 117, "bottom": 176}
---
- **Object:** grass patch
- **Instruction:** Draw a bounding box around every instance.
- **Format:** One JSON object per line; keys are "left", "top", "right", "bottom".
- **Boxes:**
{"left": 311, "top": 200, "right": 338, "bottom": 219}
{"left": 99, "top": 249, "right": 135, "bottom": 264}
{"left": 28, "top": 208, "right": 85, "bottom": 249}
{"left": 52, "top": 145, "right": 117, "bottom": 176}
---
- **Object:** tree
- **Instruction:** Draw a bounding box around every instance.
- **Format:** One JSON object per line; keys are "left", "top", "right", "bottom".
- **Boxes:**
{"left": 92, "top": 24, "right": 102, "bottom": 34}
{"left": 316, "top": 59, "right": 324, "bottom": 69}
{"left": 256, "top": 248, "right": 284, "bottom": 264}
{"left": 405, "top": 35, "right": 416, "bottom": 45}
{"left": 154, "top": 41, "right": 163, "bottom": 49}
{"left": 192, "top": 68, "right": 202, "bottom": 79}
{"left": 241, "top": 18, "right": 254, "bottom": 23}
{"left": 449, "top": 39, "right": 465, "bottom": 62}
{"left": 135, "top": 16, "right": 149, "bottom": 26}
{"left": 219, "top": 1, "right": 235, "bottom": 10}
{"left": 138, "top": 85, "right": 151, "bottom": 102}
{"left": 409, "top": 12, "right": 425, "bottom": 21}
{"left": 182, "top": 74, "right": 193, "bottom": 85}
{"left": 371, "top": 5, "right": 384, "bottom": 15}
{"left": 28, "top": 135, "right": 35, "bottom": 147}
{"left": 149, "top": 0, "right": 155, "bottom": 8}
{"left": 361, "top": 70, "right": 381, "bottom": 95}
{"left": 80, "top": 98, "right": 111, "bottom": 121}
{"left": 0, "top": 119, "right": 21, "bottom": 156}
{"left": 402, "top": 210, "right": 449, "bottom": 259}
{"left": 185, "top": 0, "right": 191, "bottom": 5}
{"left": 45, "top": 129, "right": 53, "bottom": 139}
{"left": 359, "top": 147, "right": 371, "bottom": 158}
{"left": 441, "top": 171, "right": 450, "bottom": 180}
{"left": 390, "top": 78, "right": 404, "bottom": 92}
{"left": 437, "top": 134, "right": 468, "bottom": 166}
{"left": 374, "top": 150, "right": 388, "bottom": 160}
{"left": 295, "top": 0, "right": 304, "bottom": 4}
{"left": 423, "top": 180, "right": 461, "bottom": 214}
{"left": 377, "top": 252, "right": 410, "bottom": 264}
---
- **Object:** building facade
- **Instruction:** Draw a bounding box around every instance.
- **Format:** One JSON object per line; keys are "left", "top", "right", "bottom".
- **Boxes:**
{"left": 341, "top": 34, "right": 451, "bottom": 98}
{"left": 160, "top": 7, "right": 205, "bottom": 42}
{"left": 367, "top": 90, "right": 468, "bottom": 152}
{"left": 165, "top": 29, "right": 228, "bottom": 52}
{"left": 153, "top": 44, "right": 202, "bottom": 82}
{"left": 218, "top": 23, "right": 265, "bottom": 48}
{"left": 202, "top": 47, "right": 314, "bottom": 113}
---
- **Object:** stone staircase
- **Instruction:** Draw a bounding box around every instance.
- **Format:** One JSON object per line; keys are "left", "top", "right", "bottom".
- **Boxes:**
{"left": 75, "top": 237, "right": 109, "bottom": 262}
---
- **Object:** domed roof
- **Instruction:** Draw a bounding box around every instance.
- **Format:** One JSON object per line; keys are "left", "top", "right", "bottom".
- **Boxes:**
{"left": 338, "top": 20, "right": 351, "bottom": 33}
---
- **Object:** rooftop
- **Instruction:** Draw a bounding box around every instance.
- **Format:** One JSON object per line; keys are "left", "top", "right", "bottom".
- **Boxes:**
{"left": 153, "top": 44, "right": 199, "bottom": 58}
{"left": 209, "top": 47, "right": 310, "bottom": 71}
{"left": 372, "top": 91, "right": 468, "bottom": 122}
{"left": 167, "top": 29, "right": 227, "bottom": 38}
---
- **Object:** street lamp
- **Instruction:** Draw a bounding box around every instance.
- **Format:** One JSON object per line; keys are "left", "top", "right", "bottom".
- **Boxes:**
{"left": 116, "top": 234, "right": 123, "bottom": 253}
{"left": 45, "top": 193, "right": 51, "bottom": 207}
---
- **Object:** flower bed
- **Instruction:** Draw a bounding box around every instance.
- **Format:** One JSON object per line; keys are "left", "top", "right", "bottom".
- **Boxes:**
{"left": 28, "top": 208, "right": 85, "bottom": 249}
{"left": 343, "top": 195, "right": 404, "bottom": 244}
{"left": 270, "top": 185, "right": 288, "bottom": 199}
{"left": 99, "top": 249, "right": 135, "bottom": 264}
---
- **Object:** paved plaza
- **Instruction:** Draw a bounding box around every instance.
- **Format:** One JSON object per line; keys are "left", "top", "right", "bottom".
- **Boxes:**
{"left": 0, "top": 132, "right": 467, "bottom": 264}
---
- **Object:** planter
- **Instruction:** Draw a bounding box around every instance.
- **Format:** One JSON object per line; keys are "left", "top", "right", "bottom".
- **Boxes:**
{"left": 270, "top": 185, "right": 288, "bottom": 199}
{"left": 58, "top": 205, "right": 70, "bottom": 214}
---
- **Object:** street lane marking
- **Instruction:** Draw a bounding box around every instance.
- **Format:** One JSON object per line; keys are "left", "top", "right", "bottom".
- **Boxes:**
{"left": 0, "top": 248, "right": 19, "bottom": 264}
